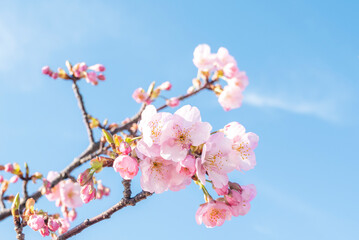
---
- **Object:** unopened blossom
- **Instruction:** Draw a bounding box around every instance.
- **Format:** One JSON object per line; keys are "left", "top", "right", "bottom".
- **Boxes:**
{"left": 132, "top": 88, "right": 149, "bottom": 103}
{"left": 193, "top": 44, "right": 216, "bottom": 71}
{"left": 158, "top": 81, "right": 172, "bottom": 90}
{"left": 68, "top": 209, "right": 77, "bottom": 222}
{"left": 223, "top": 122, "right": 259, "bottom": 171}
{"left": 47, "top": 218, "right": 60, "bottom": 232}
{"left": 214, "top": 184, "right": 229, "bottom": 196}
{"left": 78, "top": 62, "right": 88, "bottom": 72}
{"left": 96, "top": 180, "right": 110, "bottom": 199}
{"left": 42, "top": 66, "right": 50, "bottom": 75}
{"left": 85, "top": 71, "right": 98, "bottom": 85}
{"left": 166, "top": 97, "right": 180, "bottom": 107}
{"left": 4, "top": 163, "right": 13, "bottom": 173}
{"left": 113, "top": 155, "right": 139, "bottom": 180}
{"left": 59, "top": 180, "right": 83, "bottom": 208}
{"left": 27, "top": 214, "right": 45, "bottom": 231}
{"left": 39, "top": 226, "right": 50, "bottom": 237}
{"left": 226, "top": 184, "right": 256, "bottom": 216}
{"left": 80, "top": 182, "right": 96, "bottom": 204}
{"left": 77, "top": 169, "right": 92, "bottom": 186}
{"left": 88, "top": 64, "right": 105, "bottom": 72}
{"left": 160, "top": 105, "right": 212, "bottom": 162}
{"left": 200, "top": 132, "right": 236, "bottom": 188}
{"left": 51, "top": 72, "right": 58, "bottom": 79}
{"left": 0, "top": 175, "right": 3, "bottom": 183}
{"left": 119, "top": 142, "right": 131, "bottom": 155}
{"left": 9, "top": 175, "right": 18, "bottom": 183}
{"left": 45, "top": 171, "right": 60, "bottom": 201}
{"left": 218, "top": 85, "right": 243, "bottom": 111}
{"left": 196, "top": 201, "right": 232, "bottom": 228}
{"left": 58, "top": 218, "right": 70, "bottom": 234}
{"left": 97, "top": 73, "right": 106, "bottom": 81}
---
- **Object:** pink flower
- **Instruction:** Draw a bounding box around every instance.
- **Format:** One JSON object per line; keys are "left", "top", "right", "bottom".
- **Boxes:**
{"left": 218, "top": 85, "right": 243, "bottom": 111}
{"left": 4, "top": 163, "right": 13, "bottom": 173}
{"left": 223, "top": 62, "right": 238, "bottom": 79}
{"left": 39, "top": 226, "right": 50, "bottom": 237}
{"left": 216, "top": 47, "right": 236, "bottom": 69}
{"left": 224, "top": 122, "right": 259, "bottom": 171}
{"left": 47, "top": 218, "right": 60, "bottom": 232}
{"left": 58, "top": 218, "right": 70, "bottom": 234}
{"left": 226, "top": 184, "right": 256, "bottom": 216}
{"left": 138, "top": 105, "right": 172, "bottom": 147}
{"left": 227, "top": 71, "right": 248, "bottom": 90}
{"left": 96, "top": 180, "right": 110, "bottom": 199}
{"left": 160, "top": 105, "right": 212, "bottom": 162}
{"left": 214, "top": 185, "right": 229, "bottom": 196}
{"left": 9, "top": 175, "right": 18, "bottom": 183}
{"left": 158, "top": 81, "right": 172, "bottom": 90}
{"left": 196, "top": 201, "right": 232, "bottom": 228}
{"left": 139, "top": 154, "right": 176, "bottom": 194}
{"left": 85, "top": 71, "right": 98, "bottom": 85}
{"left": 166, "top": 97, "right": 180, "bottom": 107}
{"left": 193, "top": 44, "right": 216, "bottom": 71}
{"left": 42, "top": 66, "right": 50, "bottom": 75}
{"left": 200, "top": 132, "right": 236, "bottom": 188}
{"left": 45, "top": 171, "right": 60, "bottom": 201}
{"left": 59, "top": 180, "right": 83, "bottom": 208}
{"left": 0, "top": 175, "right": 3, "bottom": 183}
{"left": 132, "top": 88, "right": 149, "bottom": 103}
{"left": 176, "top": 155, "right": 196, "bottom": 177}
{"left": 88, "top": 64, "right": 105, "bottom": 72}
{"left": 80, "top": 182, "right": 96, "bottom": 204}
{"left": 113, "top": 155, "right": 139, "bottom": 180}
{"left": 27, "top": 214, "right": 45, "bottom": 231}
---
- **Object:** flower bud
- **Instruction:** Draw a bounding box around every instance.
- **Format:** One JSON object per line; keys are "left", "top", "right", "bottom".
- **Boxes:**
{"left": 39, "top": 226, "right": 50, "bottom": 236}
{"left": 166, "top": 97, "right": 180, "bottom": 107}
{"left": 51, "top": 72, "right": 58, "bottom": 79}
{"left": 77, "top": 169, "right": 92, "bottom": 187}
{"left": 28, "top": 215, "right": 46, "bottom": 231}
{"left": 78, "top": 62, "right": 88, "bottom": 72}
{"left": 11, "top": 193, "right": 20, "bottom": 217}
{"left": 102, "top": 129, "right": 114, "bottom": 144}
{"left": 26, "top": 198, "right": 35, "bottom": 210}
{"left": 42, "top": 66, "right": 50, "bottom": 75}
{"left": 119, "top": 142, "right": 131, "bottom": 155}
{"left": 47, "top": 218, "right": 60, "bottom": 232}
{"left": 89, "top": 64, "right": 105, "bottom": 72}
{"left": 158, "top": 81, "right": 172, "bottom": 90}
{"left": 97, "top": 73, "right": 106, "bottom": 81}
{"left": 80, "top": 182, "right": 96, "bottom": 204}
{"left": 9, "top": 175, "right": 18, "bottom": 183}
{"left": 68, "top": 209, "right": 77, "bottom": 222}
{"left": 4, "top": 163, "right": 13, "bottom": 173}
{"left": 0, "top": 175, "right": 3, "bottom": 183}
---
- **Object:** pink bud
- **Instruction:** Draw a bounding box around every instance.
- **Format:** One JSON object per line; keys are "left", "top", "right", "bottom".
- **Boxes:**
{"left": 4, "top": 163, "right": 13, "bottom": 173}
{"left": 68, "top": 209, "right": 77, "bottom": 222}
{"left": 89, "top": 64, "right": 105, "bottom": 72}
{"left": 158, "top": 81, "right": 172, "bottom": 90}
{"left": 85, "top": 71, "right": 98, "bottom": 85}
{"left": 119, "top": 142, "right": 131, "bottom": 155}
{"left": 74, "top": 70, "right": 81, "bottom": 78}
{"left": 80, "top": 183, "right": 96, "bottom": 204}
{"left": 166, "top": 97, "right": 180, "bottom": 107}
{"left": 0, "top": 175, "right": 3, "bottom": 183}
{"left": 27, "top": 214, "right": 45, "bottom": 231}
{"left": 97, "top": 73, "right": 106, "bottom": 81}
{"left": 58, "top": 218, "right": 70, "bottom": 234}
{"left": 55, "top": 199, "right": 62, "bottom": 207}
{"left": 9, "top": 175, "right": 18, "bottom": 183}
{"left": 39, "top": 226, "right": 50, "bottom": 237}
{"left": 51, "top": 72, "right": 58, "bottom": 79}
{"left": 77, "top": 169, "right": 92, "bottom": 186}
{"left": 78, "top": 62, "right": 88, "bottom": 72}
{"left": 187, "top": 86, "right": 195, "bottom": 94}
{"left": 47, "top": 218, "right": 60, "bottom": 232}
{"left": 113, "top": 155, "right": 139, "bottom": 180}
{"left": 42, "top": 66, "right": 50, "bottom": 75}
{"left": 214, "top": 185, "right": 229, "bottom": 196}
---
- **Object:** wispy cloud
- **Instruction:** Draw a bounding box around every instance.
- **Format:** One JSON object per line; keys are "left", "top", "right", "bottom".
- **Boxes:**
{"left": 243, "top": 92, "right": 339, "bottom": 122}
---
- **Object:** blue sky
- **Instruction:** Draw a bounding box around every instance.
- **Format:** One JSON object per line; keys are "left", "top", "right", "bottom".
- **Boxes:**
{"left": 1, "top": 0, "right": 358, "bottom": 239}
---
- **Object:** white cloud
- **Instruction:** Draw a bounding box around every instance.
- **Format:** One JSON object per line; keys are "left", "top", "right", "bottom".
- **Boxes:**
{"left": 243, "top": 92, "right": 339, "bottom": 122}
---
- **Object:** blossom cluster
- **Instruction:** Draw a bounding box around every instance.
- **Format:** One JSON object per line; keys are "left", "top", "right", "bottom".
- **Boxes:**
{"left": 24, "top": 198, "right": 70, "bottom": 237}
{"left": 106, "top": 104, "right": 259, "bottom": 227}
{"left": 42, "top": 61, "right": 106, "bottom": 85}
{"left": 192, "top": 44, "right": 248, "bottom": 111}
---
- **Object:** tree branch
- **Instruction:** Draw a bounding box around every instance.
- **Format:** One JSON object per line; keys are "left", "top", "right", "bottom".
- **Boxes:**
{"left": 72, "top": 80, "right": 95, "bottom": 145}
{"left": 56, "top": 191, "right": 153, "bottom": 240}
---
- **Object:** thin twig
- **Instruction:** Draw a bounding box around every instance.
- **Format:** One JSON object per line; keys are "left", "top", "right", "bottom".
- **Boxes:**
{"left": 0, "top": 192, "right": 5, "bottom": 211}
{"left": 72, "top": 80, "right": 95, "bottom": 145}
{"left": 13, "top": 208, "right": 24, "bottom": 240}
{"left": 22, "top": 164, "right": 30, "bottom": 199}
{"left": 56, "top": 191, "right": 153, "bottom": 240}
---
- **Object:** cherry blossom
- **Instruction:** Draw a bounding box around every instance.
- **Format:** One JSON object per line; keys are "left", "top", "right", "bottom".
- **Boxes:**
{"left": 195, "top": 201, "right": 232, "bottom": 228}
{"left": 218, "top": 85, "right": 243, "bottom": 111}
{"left": 113, "top": 155, "right": 139, "bottom": 180}
{"left": 27, "top": 214, "right": 45, "bottom": 231}
{"left": 59, "top": 180, "right": 83, "bottom": 208}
